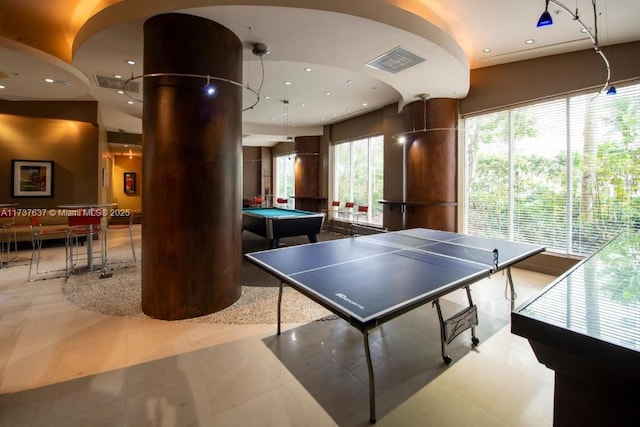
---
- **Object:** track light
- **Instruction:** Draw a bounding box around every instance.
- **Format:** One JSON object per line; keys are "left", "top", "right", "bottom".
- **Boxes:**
{"left": 536, "top": 0, "right": 615, "bottom": 97}
{"left": 537, "top": 0, "right": 553, "bottom": 27}
{"left": 204, "top": 76, "right": 216, "bottom": 96}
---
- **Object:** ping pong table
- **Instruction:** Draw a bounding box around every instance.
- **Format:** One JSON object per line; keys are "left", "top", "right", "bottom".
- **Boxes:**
{"left": 245, "top": 228, "right": 545, "bottom": 423}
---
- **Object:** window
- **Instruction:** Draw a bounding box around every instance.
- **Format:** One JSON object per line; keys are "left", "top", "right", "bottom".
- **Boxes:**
{"left": 464, "top": 83, "right": 640, "bottom": 256}
{"left": 332, "top": 135, "right": 383, "bottom": 225}
{"left": 274, "top": 154, "right": 295, "bottom": 203}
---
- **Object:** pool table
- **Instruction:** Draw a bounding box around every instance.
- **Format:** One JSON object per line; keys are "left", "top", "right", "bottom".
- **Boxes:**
{"left": 242, "top": 207, "right": 325, "bottom": 248}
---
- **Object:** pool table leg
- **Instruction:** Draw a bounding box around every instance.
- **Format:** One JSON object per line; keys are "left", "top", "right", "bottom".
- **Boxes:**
{"left": 308, "top": 234, "right": 318, "bottom": 243}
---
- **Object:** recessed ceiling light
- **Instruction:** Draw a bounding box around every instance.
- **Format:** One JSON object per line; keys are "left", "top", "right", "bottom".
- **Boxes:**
{"left": 300, "top": 103, "right": 305, "bottom": 107}
{"left": 264, "top": 96, "right": 271, "bottom": 100}
{"left": 0, "top": 85, "right": 5, "bottom": 89}
{"left": 347, "top": 109, "right": 352, "bottom": 112}
{"left": 483, "top": 48, "right": 491, "bottom": 53}
{"left": 126, "top": 60, "right": 136, "bottom": 65}
{"left": 525, "top": 39, "right": 535, "bottom": 45}
{"left": 117, "top": 90, "right": 124, "bottom": 94}
{"left": 127, "top": 100, "right": 134, "bottom": 104}
{"left": 284, "top": 81, "right": 292, "bottom": 85}
{"left": 304, "top": 67, "right": 311, "bottom": 72}
{"left": 44, "top": 78, "right": 54, "bottom": 83}
{"left": 346, "top": 80, "right": 353, "bottom": 84}
{"left": 363, "top": 103, "right": 368, "bottom": 107}
{"left": 114, "top": 74, "right": 122, "bottom": 79}
{"left": 325, "top": 92, "right": 331, "bottom": 96}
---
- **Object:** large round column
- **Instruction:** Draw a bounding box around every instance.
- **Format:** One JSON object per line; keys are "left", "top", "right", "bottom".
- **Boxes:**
{"left": 141, "top": 13, "right": 242, "bottom": 320}
{"left": 404, "top": 98, "right": 458, "bottom": 231}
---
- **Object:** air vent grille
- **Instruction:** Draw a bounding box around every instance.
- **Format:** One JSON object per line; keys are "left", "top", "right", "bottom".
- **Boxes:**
{"left": 365, "top": 46, "right": 426, "bottom": 74}
{"left": 95, "top": 75, "right": 139, "bottom": 93}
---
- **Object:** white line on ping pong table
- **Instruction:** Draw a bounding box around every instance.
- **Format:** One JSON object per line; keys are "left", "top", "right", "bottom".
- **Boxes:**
{"left": 287, "top": 234, "right": 499, "bottom": 277}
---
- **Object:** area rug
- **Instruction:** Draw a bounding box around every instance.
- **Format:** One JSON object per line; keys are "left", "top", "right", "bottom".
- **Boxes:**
{"left": 62, "top": 232, "right": 347, "bottom": 324}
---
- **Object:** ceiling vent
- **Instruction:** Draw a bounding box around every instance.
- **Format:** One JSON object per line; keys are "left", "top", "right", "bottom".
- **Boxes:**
{"left": 365, "top": 46, "right": 426, "bottom": 74}
{"left": 95, "top": 75, "right": 139, "bottom": 93}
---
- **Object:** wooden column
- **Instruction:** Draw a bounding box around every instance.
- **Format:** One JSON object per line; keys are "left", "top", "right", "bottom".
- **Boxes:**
{"left": 141, "top": 13, "right": 242, "bottom": 320}
{"left": 404, "top": 98, "right": 457, "bottom": 231}
{"left": 294, "top": 136, "right": 322, "bottom": 211}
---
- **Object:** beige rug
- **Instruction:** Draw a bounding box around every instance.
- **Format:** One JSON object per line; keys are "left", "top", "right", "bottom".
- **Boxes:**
{"left": 62, "top": 264, "right": 338, "bottom": 324}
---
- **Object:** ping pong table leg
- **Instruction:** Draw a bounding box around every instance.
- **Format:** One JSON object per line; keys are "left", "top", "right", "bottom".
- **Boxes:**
{"left": 363, "top": 330, "right": 376, "bottom": 424}
{"left": 433, "top": 299, "right": 451, "bottom": 365}
{"left": 465, "top": 286, "right": 480, "bottom": 347}
{"left": 277, "top": 281, "right": 283, "bottom": 335}
{"left": 504, "top": 267, "right": 518, "bottom": 309}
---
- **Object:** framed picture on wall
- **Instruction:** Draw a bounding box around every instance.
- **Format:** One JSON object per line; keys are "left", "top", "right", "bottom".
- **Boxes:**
{"left": 124, "top": 172, "right": 136, "bottom": 194}
{"left": 12, "top": 160, "right": 54, "bottom": 197}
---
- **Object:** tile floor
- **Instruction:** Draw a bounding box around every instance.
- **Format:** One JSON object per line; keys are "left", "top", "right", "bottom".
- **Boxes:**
{"left": 0, "top": 226, "right": 556, "bottom": 426}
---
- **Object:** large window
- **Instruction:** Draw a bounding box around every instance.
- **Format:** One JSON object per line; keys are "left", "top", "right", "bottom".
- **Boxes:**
{"left": 333, "top": 135, "right": 383, "bottom": 225}
{"left": 274, "top": 154, "right": 295, "bottom": 203}
{"left": 464, "top": 83, "right": 640, "bottom": 256}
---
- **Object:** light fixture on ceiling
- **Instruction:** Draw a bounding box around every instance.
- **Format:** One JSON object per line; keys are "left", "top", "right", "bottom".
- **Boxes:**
{"left": 536, "top": 0, "right": 616, "bottom": 96}
{"left": 536, "top": 0, "right": 554, "bottom": 27}
{"left": 282, "top": 99, "right": 292, "bottom": 142}
{"left": 251, "top": 43, "right": 270, "bottom": 57}
{"left": 122, "top": 43, "right": 268, "bottom": 110}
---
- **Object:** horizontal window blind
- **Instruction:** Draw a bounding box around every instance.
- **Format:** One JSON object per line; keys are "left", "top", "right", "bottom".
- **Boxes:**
{"left": 464, "top": 82, "right": 640, "bottom": 256}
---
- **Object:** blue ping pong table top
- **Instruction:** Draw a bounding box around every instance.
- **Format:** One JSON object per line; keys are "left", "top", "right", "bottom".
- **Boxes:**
{"left": 245, "top": 228, "right": 545, "bottom": 329}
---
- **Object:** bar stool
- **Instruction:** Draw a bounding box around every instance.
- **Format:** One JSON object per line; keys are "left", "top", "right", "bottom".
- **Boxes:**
{"left": 250, "top": 196, "right": 265, "bottom": 207}
{"left": 28, "top": 216, "right": 68, "bottom": 281}
{"left": 65, "top": 211, "right": 107, "bottom": 278}
{"left": 352, "top": 205, "right": 369, "bottom": 223}
{"left": 340, "top": 202, "right": 355, "bottom": 219}
{"left": 276, "top": 198, "right": 288, "bottom": 208}
{"left": 0, "top": 208, "right": 29, "bottom": 267}
{"left": 321, "top": 200, "right": 340, "bottom": 231}
{"left": 105, "top": 210, "right": 140, "bottom": 266}
{"left": 0, "top": 208, "right": 16, "bottom": 267}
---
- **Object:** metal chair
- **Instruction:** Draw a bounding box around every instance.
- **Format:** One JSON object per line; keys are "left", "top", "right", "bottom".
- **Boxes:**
{"left": 27, "top": 216, "right": 68, "bottom": 281}
{"left": 340, "top": 201, "right": 355, "bottom": 219}
{"left": 65, "top": 211, "right": 107, "bottom": 278}
{"left": 250, "top": 196, "right": 265, "bottom": 207}
{"left": 105, "top": 209, "right": 140, "bottom": 266}
{"left": 352, "top": 205, "right": 369, "bottom": 223}
{"left": 0, "top": 208, "right": 16, "bottom": 267}
{"left": 0, "top": 208, "right": 30, "bottom": 267}
{"left": 329, "top": 200, "right": 340, "bottom": 216}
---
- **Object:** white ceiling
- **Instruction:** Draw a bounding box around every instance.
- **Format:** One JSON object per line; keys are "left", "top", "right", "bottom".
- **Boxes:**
{"left": 1, "top": 0, "right": 638, "bottom": 148}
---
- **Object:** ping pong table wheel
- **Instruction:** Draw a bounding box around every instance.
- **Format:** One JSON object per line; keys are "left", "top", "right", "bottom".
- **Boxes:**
{"left": 443, "top": 355, "right": 452, "bottom": 365}
{"left": 472, "top": 337, "right": 480, "bottom": 346}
